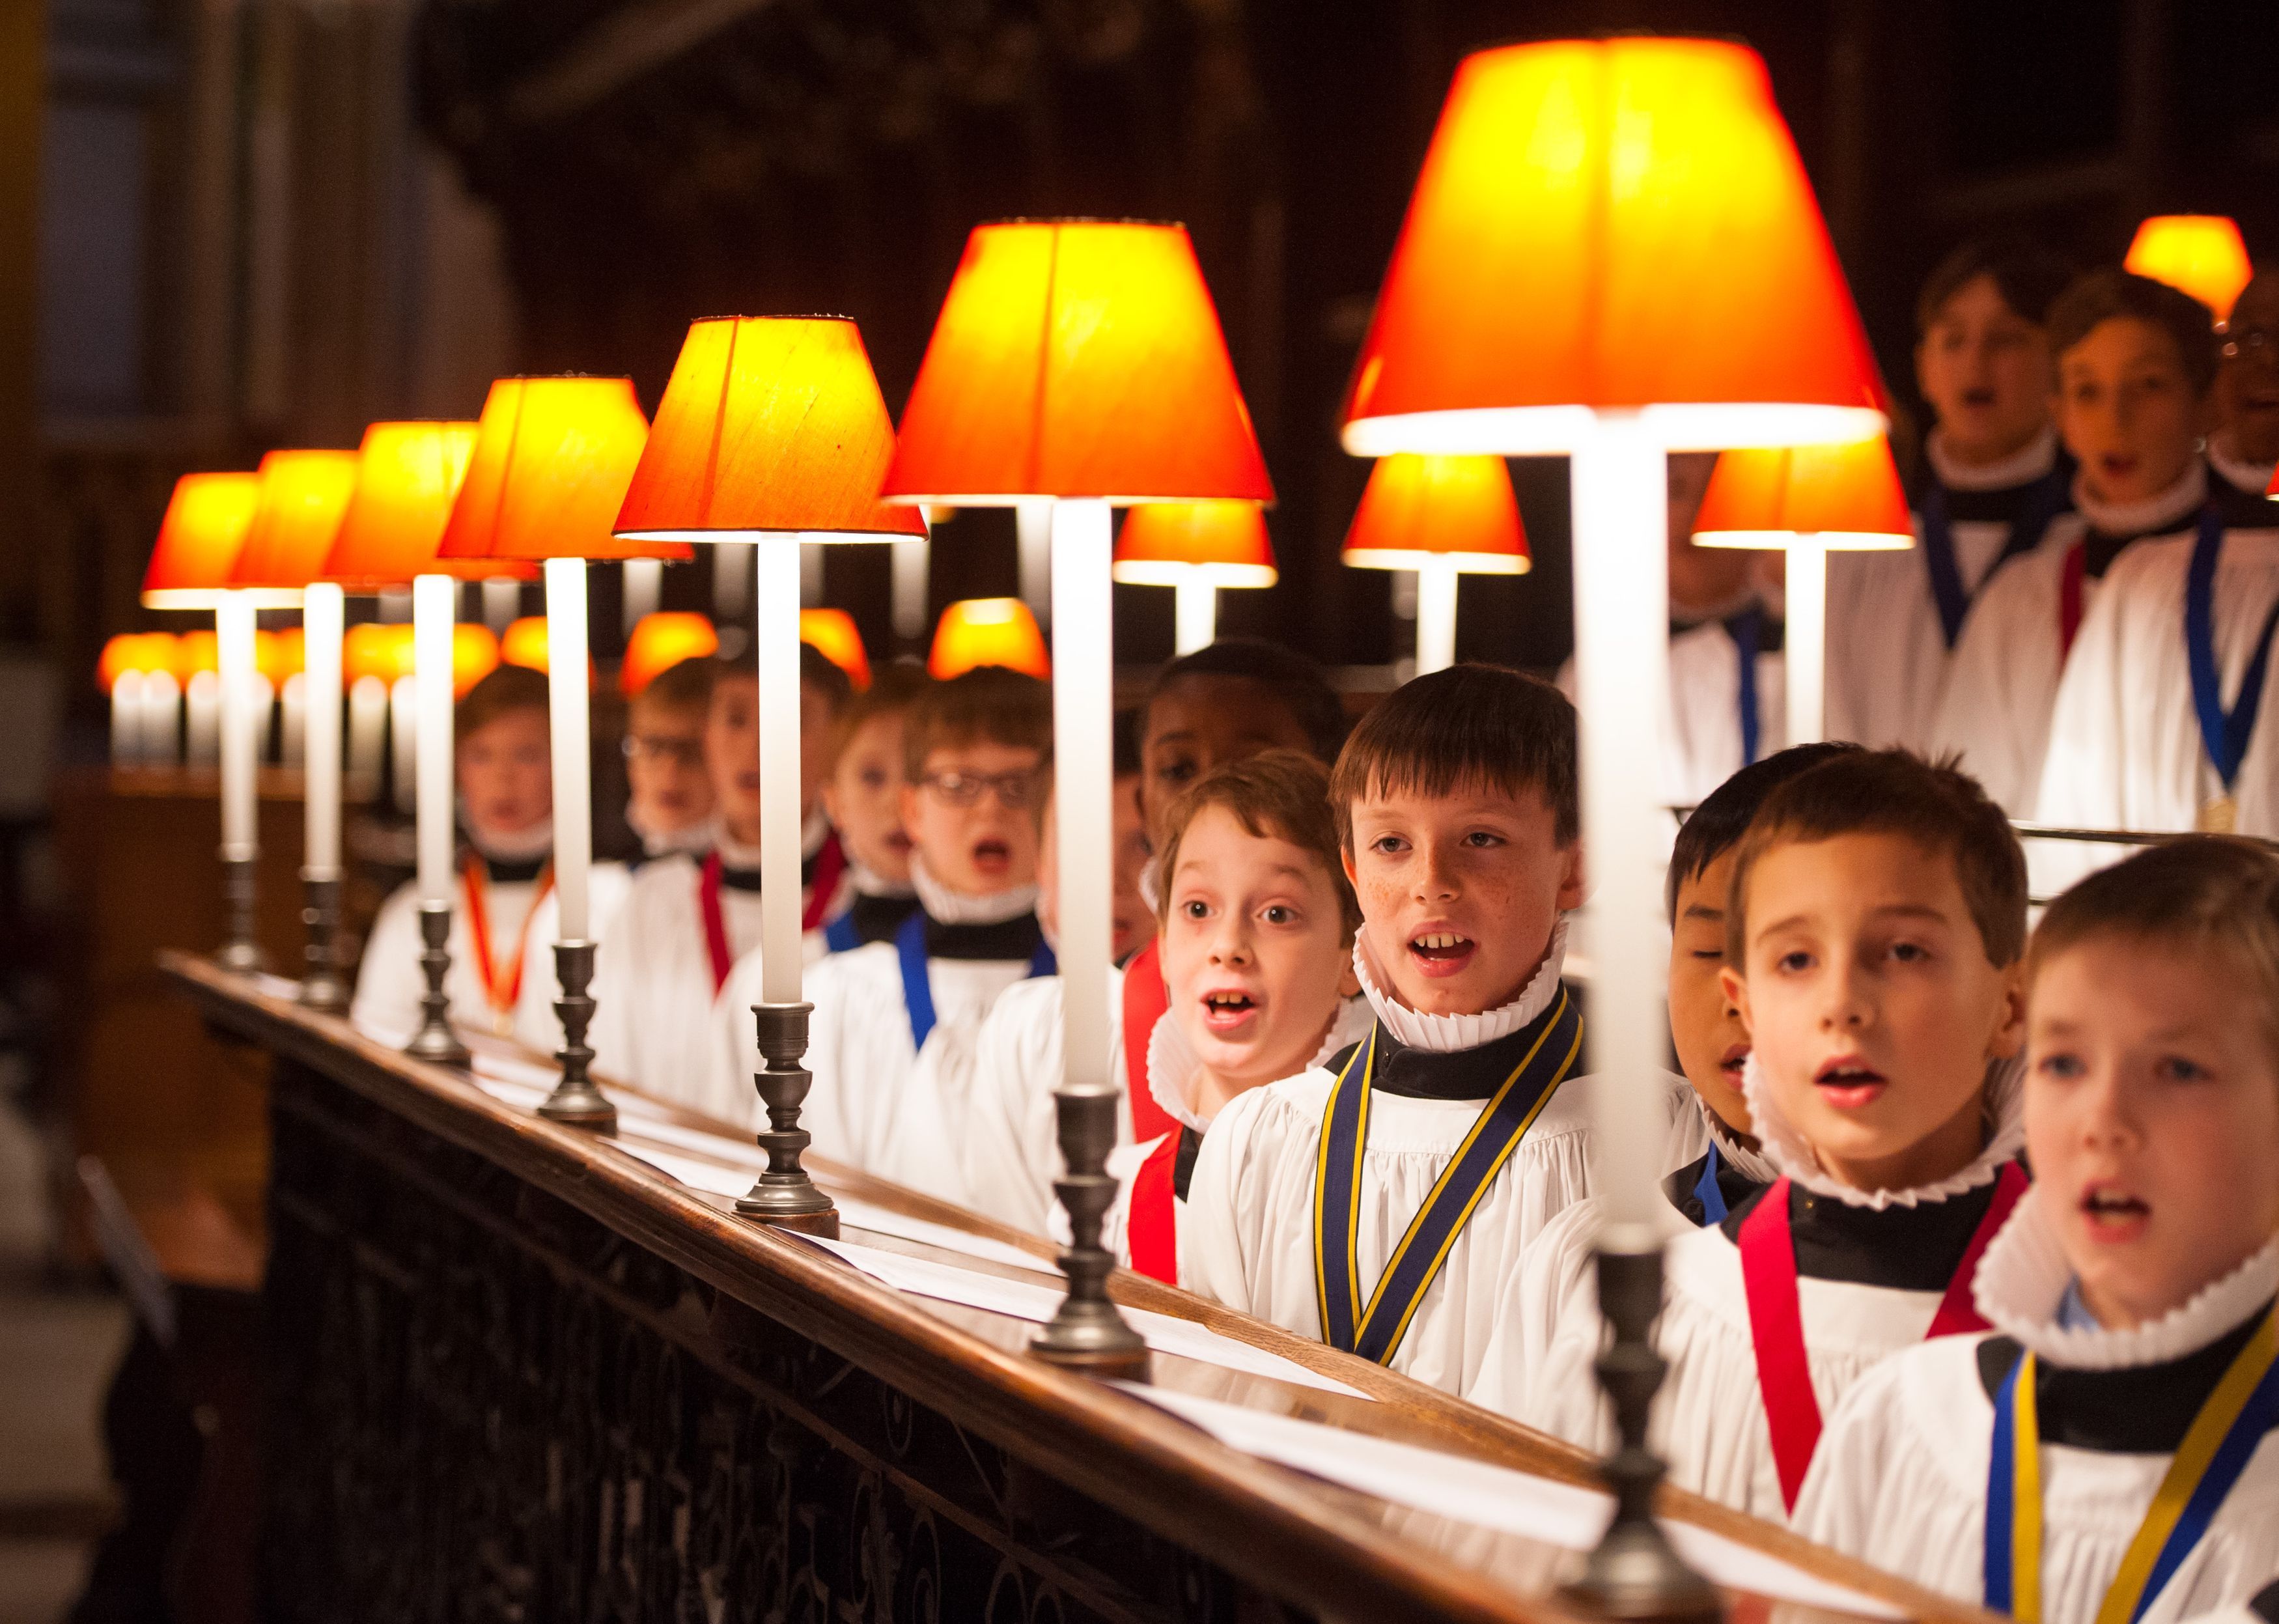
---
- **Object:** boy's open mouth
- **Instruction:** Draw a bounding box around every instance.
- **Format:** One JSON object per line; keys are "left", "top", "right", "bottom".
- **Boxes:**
{"left": 885, "top": 830, "right": 913, "bottom": 854}
{"left": 1812, "top": 1056, "right": 1886, "bottom": 1110}
{"left": 1408, "top": 931, "right": 1475, "bottom": 977}
{"left": 2080, "top": 1184, "right": 2151, "bottom": 1237}
{"left": 970, "top": 837, "right": 1011, "bottom": 876}
{"left": 1959, "top": 385, "right": 1995, "bottom": 410}
{"left": 1718, "top": 1043, "right": 1749, "bottom": 1084}
{"left": 1199, "top": 988, "right": 1260, "bottom": 1035}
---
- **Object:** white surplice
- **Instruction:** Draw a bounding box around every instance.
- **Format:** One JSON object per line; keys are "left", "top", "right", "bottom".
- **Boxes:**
{"left": 958, "top": 970, "right": 1128, "bottom": 1237}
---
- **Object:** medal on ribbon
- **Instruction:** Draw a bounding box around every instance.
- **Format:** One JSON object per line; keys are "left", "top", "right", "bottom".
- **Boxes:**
{"left": 2184, "top": 506, "right": 2279, "bottom": 834}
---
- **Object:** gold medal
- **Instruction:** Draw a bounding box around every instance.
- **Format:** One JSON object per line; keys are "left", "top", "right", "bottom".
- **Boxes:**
{"left": 2199, "top": 794, "right": 2239, "bottom": 834}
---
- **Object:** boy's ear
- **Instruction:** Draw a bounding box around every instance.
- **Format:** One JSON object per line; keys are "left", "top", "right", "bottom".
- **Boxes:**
{"left": 1718, "top": 965, "right": 1753, "bottom": 1035}
{"left": 1337, "top": 955, "right": 1362, "bottom": 1000}
{"left": 1986, "top": 957, "right": 2030, "bottom": 1061}
{"left": 1556, "top": 839, "right": 1586, "bottom": 914}
{"left": 1340, "top": 845, "right": 1359, "bottom": 888}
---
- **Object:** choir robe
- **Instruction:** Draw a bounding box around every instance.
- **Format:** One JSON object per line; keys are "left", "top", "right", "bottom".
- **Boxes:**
{"left": 2037, "top": 516, "right": 2279, "bottom": 872}
{"left": 350, "top": 856, "right": 631, "bottom": 1054}
{"left": 2207, "top": 433, "right": 2279, "bottom": 530}
{"left": 586, "top": 840, "right": 828, "bottom": 1113}
{"left": 1182, "top": 927, "right": 1698, "bottom": 1396}
{"left": 958, "top": 970, "right": 1128, "bottom": 1237}
{"left": 1797, "top": 1201, "right": 2279, "bottom": 1623}
{"left": 1513, "top": 1054, "right": 2025, "bottom": 1523}
{"left": 821, "top": 872, "right": 921, "bottom": 952}
{"left": 749, "top": 910, "right": 1050, "bottom": 1203}
{"left": 1826, "top": 427, "right": 2071, "bottom": 751}
{"left": 1558, "top": 611, "right": 1785, "bottom": 817}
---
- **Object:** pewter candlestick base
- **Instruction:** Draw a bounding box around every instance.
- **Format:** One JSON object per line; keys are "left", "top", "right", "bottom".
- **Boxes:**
{"left": 298, "top": 871, "right": 349, "bottom": 1014}
{"left": 736, "top": 1001, "right": 838, "bottom": 1236}
{"left": 537, "top": 940, "right": 615, "bottom": 1130}
{"left": 216, "top": 852, "right": 264, "bottom": 974}
{"left": 1558, "top": 1248, "right": 1722, "bottom": 1623}
{"left": 402, "top": 899, "right": 470, "bottom": 1066}
{"left": 1031, "top": 1087, "right": 1148, "bottom": 1379}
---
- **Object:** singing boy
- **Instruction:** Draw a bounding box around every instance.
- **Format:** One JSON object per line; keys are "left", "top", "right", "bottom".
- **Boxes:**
{"left": 621, "top": 655, "right": 716, "bottom": 861}
{"left": 817, "top": 662, "right": 930, "bottom": 951}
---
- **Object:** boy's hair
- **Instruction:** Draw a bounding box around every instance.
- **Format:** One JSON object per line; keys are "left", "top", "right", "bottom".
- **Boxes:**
{"left": 1145, "top": 638, "right": 1349, "bottom": 764}
{"left": 2048, "top": 268, "right": 2218, "bottom": 397}
{"left": 709, "top": 643, "right": 856, "bottom": 714}
{"left": 1915, "top": 236, "right": 2078, "bottom": 335}
{"left": 1153, "top": 749, "right": 1362, "bottom": 944}
{"left": 2028, "top": 839, "right": 2279, "bottom": 1042}
{"left": 1668, "top": 742, "right": 1863, "bottom": 917}
{"left": 903, "top": 664, "right": 1052, "bottom": 779}
{"left": 1327, "top": 664, "right": 1577, "bottom": 849}
{"left": 829, "top": 660, "right": 931, "bottom": 757}
{"left": 631, "top": 655, "right": 716, "bottom": 721}
{"left": 457, "top": 662, "right": 550, "bottom": 738}
{"left": 1725, "top": 749, "right": 2028, "bottom": 968}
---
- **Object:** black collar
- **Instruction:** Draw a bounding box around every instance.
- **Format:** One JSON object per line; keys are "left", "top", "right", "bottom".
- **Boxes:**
{"left": 479, "top": 854, "right": 548, "bottom": 885}
{"left": 2209, "top": 457, "right": 2279, "bottom": 529}
{"left": 923, "top": 913, "right": 1044, "bottom": 962}
{"left": 1172, "top": 1123, "right": 1205, "bottom": 1204}
{"left": 1324, "top": 988, "right": 1574, "bottom": 1102}
{"left": 1974, "top": 1300, "right": 2274, "bottom": 1453}
{"left": 1719, "top": 1171, "right": 2009, "bottom": 1291}
{"left": 845, "top": 890, "right": 920, "bottom": 946}
{"left": 714, "top": 847, "right": 824, "bottom": 894}
{"left": 1662, "top": 1149, "right": 1769, "bottom": 1227}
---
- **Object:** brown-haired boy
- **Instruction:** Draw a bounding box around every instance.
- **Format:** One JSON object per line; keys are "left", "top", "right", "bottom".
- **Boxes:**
{"left": 1183, "top": 664, "right": 1695, "bottom": 1395}
{"left": 622, "top": 655, "right": 716, "bottom": 860}
{"left": 1505, "top": 749, "right": 2030, "bottom": 1526}
{"left": 818, "top": 662, "right": 932, "bottom": 951}
{"left": 716, "top": 665, "right": 1054, "bottom": 1200}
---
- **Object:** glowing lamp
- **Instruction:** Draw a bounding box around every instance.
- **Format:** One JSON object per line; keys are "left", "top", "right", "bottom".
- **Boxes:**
{"left": 1113, "top": 501, "right": 1276, "bottom": 654}
{"left": 449, "top": 624, "right": 501, "bottom": 697}
{"left": 621, "top": 611, "right": 721, "bottom": 698}
{"left": 2126, "top": 216, "right": 2253, "bottom": 321}
{"left": 171, "top": 630, "right": 220, "bottom": 679}
{"left": 1340, "top": 455, "right": 1528, "bottom": 672}
{"left": 500, "top": 617, "right": 550, "bottom": 673}
{"left": 101, "top": 632, "right": 183, "bottom": 768}
{"left": 343, "top": 623, "right": 416, "bottom": 686}
{"left": 798, "top": 609, "right": 870, "bottom": 690}
{"left": 142, "top": 473, "right": 266, "bottom": 609}
{"left": 229, "top": 449, "right": 359, "bottom": 601}
{"left": 929, "top": 599, "right": 1050, "bottom": 680}
{"left": 99, "top": 632, "right": 176, "bottom": 692}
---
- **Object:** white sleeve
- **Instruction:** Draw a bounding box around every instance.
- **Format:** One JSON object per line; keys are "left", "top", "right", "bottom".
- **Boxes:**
{"left": 1467, "top": 1197, "right": 1603, "bottom": 1416}
{"left": 1790, "top": 1352, "right": 1910, "bottom": 1560}
{"left": 2035, "top": 571, "right": 2130, "bottom": 832}
{"left": 1177, "top": 1085, "right": 1272, "bottom": 1308}
{"left": 958, "top": 984, "right": 1062, "bottom": 1235}
{"left": 796, "top": 954, "right": 857, "bottom": 1165}
{"left": 703, "top": 948, "right": 764, "bottom": 1130}
{"left": 1513, "top": 1231, "right": 1619, "bottom": 1455}
{"left": 349, "top": 882, "right": 423, "bottom": 1046}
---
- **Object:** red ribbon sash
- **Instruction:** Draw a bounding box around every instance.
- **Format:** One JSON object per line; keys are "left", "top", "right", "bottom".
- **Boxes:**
{"left": 701, "top": 832, "right": 848, "bottom": 993}
{"left": 1121, "top": 938, "right": 1179, "bottom": 1282}
{"left": 1741, "top": 1162, "right": 2027, "bottom": 1511}
{"left": 2058, "top": 540, "right": 2087, "bottom": 662}
{"left": 802, "top": 831, "right": 846, "bottom": 934}
{"left": 462, "top": 856, "right": 554, "bottom": 1024}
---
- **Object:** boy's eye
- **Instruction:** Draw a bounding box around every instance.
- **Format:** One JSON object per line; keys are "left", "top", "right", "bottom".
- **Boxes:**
{"left": 860, "top": 768, "right": 888, "bottom": 791}
{"left": 1690, "top": 949, "right": 1723, "bottom": 962}
{"left": 1776, "top": 950, "right": 1813, "bottom": 973}
{"left": 1888, "top": 940, "right": 1929, "bottom": 964}
{"left": 1462, "top": 830, "right": 1502, "bottom": 848}
{"left": 2035, "top": 1050, "right": 2084, "bottom": 1081}
{"left": 2157, "top": 1055, "right": 2210, "bottom": 1084}
{"left": 1369, "top": 835, "right": 1408, "bottom": 856}
{"left": 1181, "top": 899, "right": 1209, "bottom": 921}
{"left": 1157, "top": 759, "right": 1197, "bottom": 787}
{"left": 1262, "top": 904, "right": 1294, "bottom": 925}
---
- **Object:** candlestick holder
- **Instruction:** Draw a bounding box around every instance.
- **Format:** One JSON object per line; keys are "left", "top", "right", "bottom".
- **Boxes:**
{"left": 216, "top": 852, "right": 264, "bottom": 973}
{"left": 735, "top": 1001, "right": 838, "bottom": 1235}
{"left": 1031, "top": 1085, "right": 1149, "bottom": 1379}
{"left": 537, "top": 940, "right": 616, "bottom": 1130}
{"left": 297, "top": 871, "right": 350, "bottom": 1013}
{"left": 1558, "top": 1247, "right": 1722, "bottom": 1623}
{"left": 403, "top": 899, "right": 470, "bottom": 1065}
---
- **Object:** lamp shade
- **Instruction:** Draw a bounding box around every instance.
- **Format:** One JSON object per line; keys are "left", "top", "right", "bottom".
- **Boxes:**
{"left": 322, "top": 421, "right": 534, "bottom": 590}
{"left": 173, "top": 630, "right": 221, "bottom": 678}
{"left": 343, "top": 623, "right": 417, "bottom": 686}
{"left": 621, "top": 611, "right": 721, "bottom": 697}
{"left": 1113, "top": 501, "right": 1278, "bottom": 587}
{"left": 615, "top": 317, "right": 926, "bottom": 544}
{"left": 231, "top": 449, "right": 359, "bottom": 595}
{"left": 1342, "top": 455, "right": 1530, "bottom": 573}
{"left": 259, "top": 627, "right": 305, "bottom": 683}
{"left": 98, "top": 632, "right": 177, "bottom": 693}
{"left": 799, "top": 608, "right": 871, "bottom": 690}
{"left": 1692, "top": 439, "right": 1914, "bottom": 550}
{"left": 500, "top": 617, "right": 551, "bottom": 673}
{"left": 929, "top": 598, "right": 1050, "bottom": 680}
{"left": 449, "top": 624, "right": 502, "bottom": 697}
{"left": 882, "top": 221, "right": 1274, "bottom": 506}
{"left": 438, "top": 377, "right": 685, "bottom": 563}
{"left": 2125, "top": 216, "right": 2253, "bottom": 321}
{"left": 142, "top": 473, "right": 267, "bottom": 608}
{"left": 1340, "top": 38, "right": 1885, "bottom": 455}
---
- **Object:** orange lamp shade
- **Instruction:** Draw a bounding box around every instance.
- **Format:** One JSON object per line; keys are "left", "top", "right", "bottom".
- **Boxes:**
{"left": 231, "top": 449, "right": 359, "bottom": 595}
{"left": 322, "top": 421, "right": 534, "bottom": 590}
{"left": 501, "top": 617, "right": 551, "bottom": 673}
{"left": 451, "top": 624, "right": 502, "bottom": 697}
{"left": 98, "top": 632, "right": 178, "bottom": 693}
{"left": 343, "top": 623, "right": 417, "bottom": 686}
{"left": 1340, "top": 38, "right": 1884, "bottom": 455}
{"left": 1342, "top": 455, "right": 1530, "bottom": 573}
{"left": 621, "top": 612, "right": 721, "bottom": 697}
{"left": 799, "top": 608, "right": 871, "bottom": 690}
{"left": 1113, "top": 502, "right": 1278, "bottom": 588}
{"left": 1692, "top": 439, "right": 1913, "bottom": 550}
{"left": 142, "top": 472, "right": 268, "bottom": 608}
{"left": 882, "top": 221, "right": 1274, "bottom": 506}
{"left": 260, "top": 627, "right": 306, "bottom": 683}
{"left": 2126, "top": 216, "right": 2253, "bottom": 321}
{"left": 438, "top": 377, "right": 686, "bottom": 563}
{"left": 929, "top": 598, "right": 1050, "bottom": 680}
{"left": 615, "top": 317, "right": 927, "bottom": 544}
{"left": 173, "top": 629, "right": 221, "bottom": 679}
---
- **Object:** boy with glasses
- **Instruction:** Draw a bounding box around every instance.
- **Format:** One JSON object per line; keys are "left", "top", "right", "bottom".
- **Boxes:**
{"left": 620, "top": 656, "right": 716, "bottom": 861}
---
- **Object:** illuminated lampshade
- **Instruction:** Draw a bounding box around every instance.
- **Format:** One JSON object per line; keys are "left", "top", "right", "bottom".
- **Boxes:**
{"left": 880, "top": 221, "right": 1274, "bottom": 506}
{"left": 439, "top": 377, "right": 686, "bottom": 563}
{"left": 449, "top": 624, "right": 502, "bottom": 697}
{"left": 615, "top": 317, "right": 926, "bottom": 544}
{"left": 260, "top": 627, "right": 306, "bottom": 684}
{"left": 1113, "top": 502, "right": 1277, "bottom": 587}
{"left": 231, "top": 449, "right": 359, "bottom": 598}
{"left": 2126, "top": 216, "right": 2253, "bottom": 321}
{"left": 500, "top": 617, "right": 551, "bottom": 673}
{"left": 98, "top": 632, "right": 177, "bottom": 693}
{"left": 1339, "top": 38, "right": 1885, "bottom": 455}
{"left": 1690, "top": 439, "right": 1913, "bottom": 550}
{"left": 930, "top": 598, "right": 1050, "bottom": 680}
{"left": 620, "top": 611, "right": 721, "bottom": 697}
{"left": 1341, "top": 455, "right": 1530, "bottom": 573}
{"left": 173, "top": 629, "right": 221, "bottom": 679}
{"left": 799, "top": 608, "right": 871, "bottom": 690}
{"left": 142, "top": 473, "right": 270, "bottom": 608}
{"left": 323, "top": 421, "right": 535, "bottom": 591}
{"left": 343, "top": 623, "right": 417, "bottom": 686}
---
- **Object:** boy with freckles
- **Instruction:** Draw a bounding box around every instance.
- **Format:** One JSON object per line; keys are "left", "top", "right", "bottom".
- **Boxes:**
{"left": 1511, "top": 749, "right": 2032, "bottom": 1525}
{"left": 1183, "top": 664, "right": 1698, "bottom": 1395}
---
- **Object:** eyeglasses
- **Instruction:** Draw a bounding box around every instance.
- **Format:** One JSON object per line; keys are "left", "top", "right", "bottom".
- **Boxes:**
{"left": 622, "top": 734, "right": 704, "bottom": 769}
{"left": 919, "top": 770, "right": 1038, "bottom": 809}
{"left": 2222, "top": 328, "right": 2278, "bottom": 363}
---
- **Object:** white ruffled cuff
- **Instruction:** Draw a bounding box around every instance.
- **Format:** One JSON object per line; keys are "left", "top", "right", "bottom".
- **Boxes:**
{"left": 1352, "top": 917, "right": 1570, "bottom": 1054}
{"left": 1739, "top": 1048, "right": 2025, "bottom": 1209}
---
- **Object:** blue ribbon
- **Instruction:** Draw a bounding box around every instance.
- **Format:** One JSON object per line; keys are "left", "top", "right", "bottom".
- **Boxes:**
{"left": 1692, "top": 1141, "right": 1728, "bottom": 1225}
{"left": 824, "top": 911, "right": 861, "bottom": 953}
{"left": 894, "top": 911, "right": 1056, "bottom": 1052}
{"left": 1922, "top": 466, "right": 2072, "bottom": 649}
{"left": 2185, "top": 505, "right": 2279, "bottom": 796}
{"left": 1727, "top": 610, "right": 1762, "bottom": 767}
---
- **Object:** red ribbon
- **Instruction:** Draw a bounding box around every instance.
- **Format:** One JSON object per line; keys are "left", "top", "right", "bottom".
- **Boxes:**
{"left": 699, "top": 831, "right": 850, "bottom": 994}
{"left": 2059, "top": 540, "right": 2087, "bottom": 662}
{"left": 1120, "top": 938, "right": 1179, "bottom": 1282}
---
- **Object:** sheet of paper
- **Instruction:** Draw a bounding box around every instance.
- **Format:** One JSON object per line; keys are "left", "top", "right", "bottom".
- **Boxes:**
{"left": 1122, "top": 1386, "right": 1901, "bottom": 1619}
{"left": 798, "top": 1233, "right": 1367, "bottom": 1400}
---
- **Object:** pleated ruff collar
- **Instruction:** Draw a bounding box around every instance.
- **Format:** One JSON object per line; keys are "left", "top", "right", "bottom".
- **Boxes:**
{"left": 2071, "top": 460, "right": 2207, "bottom": 541}
{"left": 1703, "top": 1101, "right": 1779, "bottom": 1185}
{"left": 1740, "top": 1049, "right": 2026, "bottom": 1211}
{"left": 466, "top": 813, "right": 554, "bottom": 865}
{"left": 909, "top": 853, "right": 1039, "bottom": 927}
{"left": 1974, "top": 1193, "right": 2279, "bottom": 1371}
{"left": 1925, "top": 425, "right": 2060, "bottom": 494}
{"left": 846, "top": 860, "right": 916, "bottom": 901}
{"left": 1353, "top": 916, "right": 1571, "bottom": 1054}
{"left": 1147, "top": 993, "right": 1373, "bottom": 1133}
{"left": 708, "top": 804, "right": 832, "bottom": 874}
